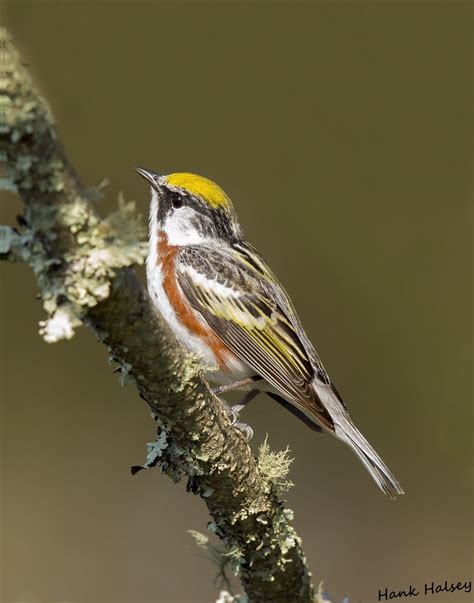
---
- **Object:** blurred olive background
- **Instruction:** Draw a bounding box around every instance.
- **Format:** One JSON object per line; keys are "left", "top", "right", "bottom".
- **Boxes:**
{"left": 0, "top": 2, "right": 472, "bottom": 602}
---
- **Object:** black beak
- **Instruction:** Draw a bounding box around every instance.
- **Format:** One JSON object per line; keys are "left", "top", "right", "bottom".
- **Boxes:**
{"left": 134, "top": 166, "right": 160, "bottom": 187}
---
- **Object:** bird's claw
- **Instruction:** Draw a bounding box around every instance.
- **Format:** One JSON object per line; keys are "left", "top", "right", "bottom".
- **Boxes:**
{"left": 223, "top": 403, "right": 243, "bottom": 425}
{"left": 222, "top": 403, "right": 254, "bottom": 441}
{"left": 233, "top": 422, "right": 254, "bottom": 442}
{"left": 223, "top": 403, "right": 238, "bottom": 425}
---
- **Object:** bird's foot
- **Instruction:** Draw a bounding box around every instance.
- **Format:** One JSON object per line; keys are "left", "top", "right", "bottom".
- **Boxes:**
{"left": 233, "top": 421, "right": 254, "bottom": 442}
{"left": 222, "top": 403, "right": 254, "bottom": 442}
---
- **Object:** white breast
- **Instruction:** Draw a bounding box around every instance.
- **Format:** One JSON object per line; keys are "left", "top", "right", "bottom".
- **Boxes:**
{"left": 146, "top": 261, "right": 216, "bottom": 364}
{"left": 146, "top": 191, "right": 214, "bottom": 364}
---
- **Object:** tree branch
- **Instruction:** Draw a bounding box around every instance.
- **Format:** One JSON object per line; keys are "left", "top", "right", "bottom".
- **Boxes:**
{"left": 1, "top": 29, "right": 317, "bottom": 602}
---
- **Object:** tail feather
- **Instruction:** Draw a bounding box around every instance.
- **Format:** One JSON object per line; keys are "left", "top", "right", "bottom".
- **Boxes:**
{"left": 334, "top": 418, "right": 404, "bottom": 499}
{"left": 314, "top": 383, "right": 404, "bottom": 499}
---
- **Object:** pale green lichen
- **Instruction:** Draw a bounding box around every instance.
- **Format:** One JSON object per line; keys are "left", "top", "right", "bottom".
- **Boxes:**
{"left": 216, "top": 591, "right": 248, "bottom": 603}
{"left": 257, "top": 436, "right": 294, "bottom": 496}
{"left": 133, "top": 423, "right": 207, "bottom": 483}
{"left": 39, "top": 305, "right": 82, "bottom": 343}
{"left": 0, "top": 226, "right": 19, "bottom": 255}
{"left": 0, "top": 226, "right": 33, "bottom": 262}
{"left": 0, "top": 177, "right": 17, "bottom": 191}
{"left": 314, "top": 583, "right": 331, "bottom": 603}
{"left": 189, "top": 530, "right": 244, "bottom": 590}
{"left": 144, "top": 430, "right": 169, "bottom": 468}
{"left": 84, "top": 177, "right": 109, "bottom": 202}
{"left": 215, "top": 436, "right": 299, "bottom": 587}
{"left": 131, "top": 429, "right": 169, "bottom": 476}
{"left": 117, "top": 361, "right": 136, "bottom": 386}
{"left": 313, "top": 582, "right": 349, "bottom": 603}
{"left": 32, "top": 194, "right": 148, "bottom": 343}
{"left": 269, "top": 507, "right": 300, "bottom": 562}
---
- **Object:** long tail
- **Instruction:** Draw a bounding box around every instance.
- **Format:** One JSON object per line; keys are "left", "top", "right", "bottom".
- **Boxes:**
{"left": 314, "top": 383, "right": 404, "bottom": 499}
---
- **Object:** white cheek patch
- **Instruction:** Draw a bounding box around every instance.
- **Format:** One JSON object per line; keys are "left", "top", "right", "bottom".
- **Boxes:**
{"left": 162, "top": 207, "right": 208, "bottom": 246}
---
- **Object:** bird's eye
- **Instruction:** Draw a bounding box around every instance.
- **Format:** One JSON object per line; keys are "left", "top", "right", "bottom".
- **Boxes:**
{"left": 171, "top": 194, "right": 184, "bottom": 209}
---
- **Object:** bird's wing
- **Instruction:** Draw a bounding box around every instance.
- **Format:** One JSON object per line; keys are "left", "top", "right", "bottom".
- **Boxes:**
{"left": 176, "top": 243, "right": 335, "bottom": 429}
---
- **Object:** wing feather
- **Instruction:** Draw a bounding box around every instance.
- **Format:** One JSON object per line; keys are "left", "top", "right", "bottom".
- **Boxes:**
{"left": 176, "top": 244, "right": 332, "bottom": 425}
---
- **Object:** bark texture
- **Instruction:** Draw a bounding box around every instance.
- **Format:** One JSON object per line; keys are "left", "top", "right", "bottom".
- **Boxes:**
{"left": 1, "top": 30, "right": 317, "bottom": 603}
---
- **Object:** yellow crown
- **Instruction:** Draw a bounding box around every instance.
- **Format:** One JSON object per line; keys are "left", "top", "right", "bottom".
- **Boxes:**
{"left": 164, "top": 173, "right": 231, "bottom": 209}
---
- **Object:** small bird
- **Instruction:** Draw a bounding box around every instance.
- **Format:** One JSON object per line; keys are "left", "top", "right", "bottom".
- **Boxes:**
{"left": 136, "top": 168, "right": 404, "bottom": 499}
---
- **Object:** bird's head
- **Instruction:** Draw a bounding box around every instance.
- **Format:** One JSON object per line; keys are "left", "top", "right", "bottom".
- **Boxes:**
{"left": 135, "top": 168, "right": 243, "bottom": 246}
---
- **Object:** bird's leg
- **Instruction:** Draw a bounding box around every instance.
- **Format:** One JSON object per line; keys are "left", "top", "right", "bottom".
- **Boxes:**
{"left": 212, "top": 375, "right": 262, "bottom": 396}
{"left": 221, "top": 389, "right": 260, "bottom": 442}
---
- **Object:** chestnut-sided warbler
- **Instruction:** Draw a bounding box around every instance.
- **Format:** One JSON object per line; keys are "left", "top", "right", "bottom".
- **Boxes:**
{"left": 136, "top": 168, "right": 403, "bottom": 498}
